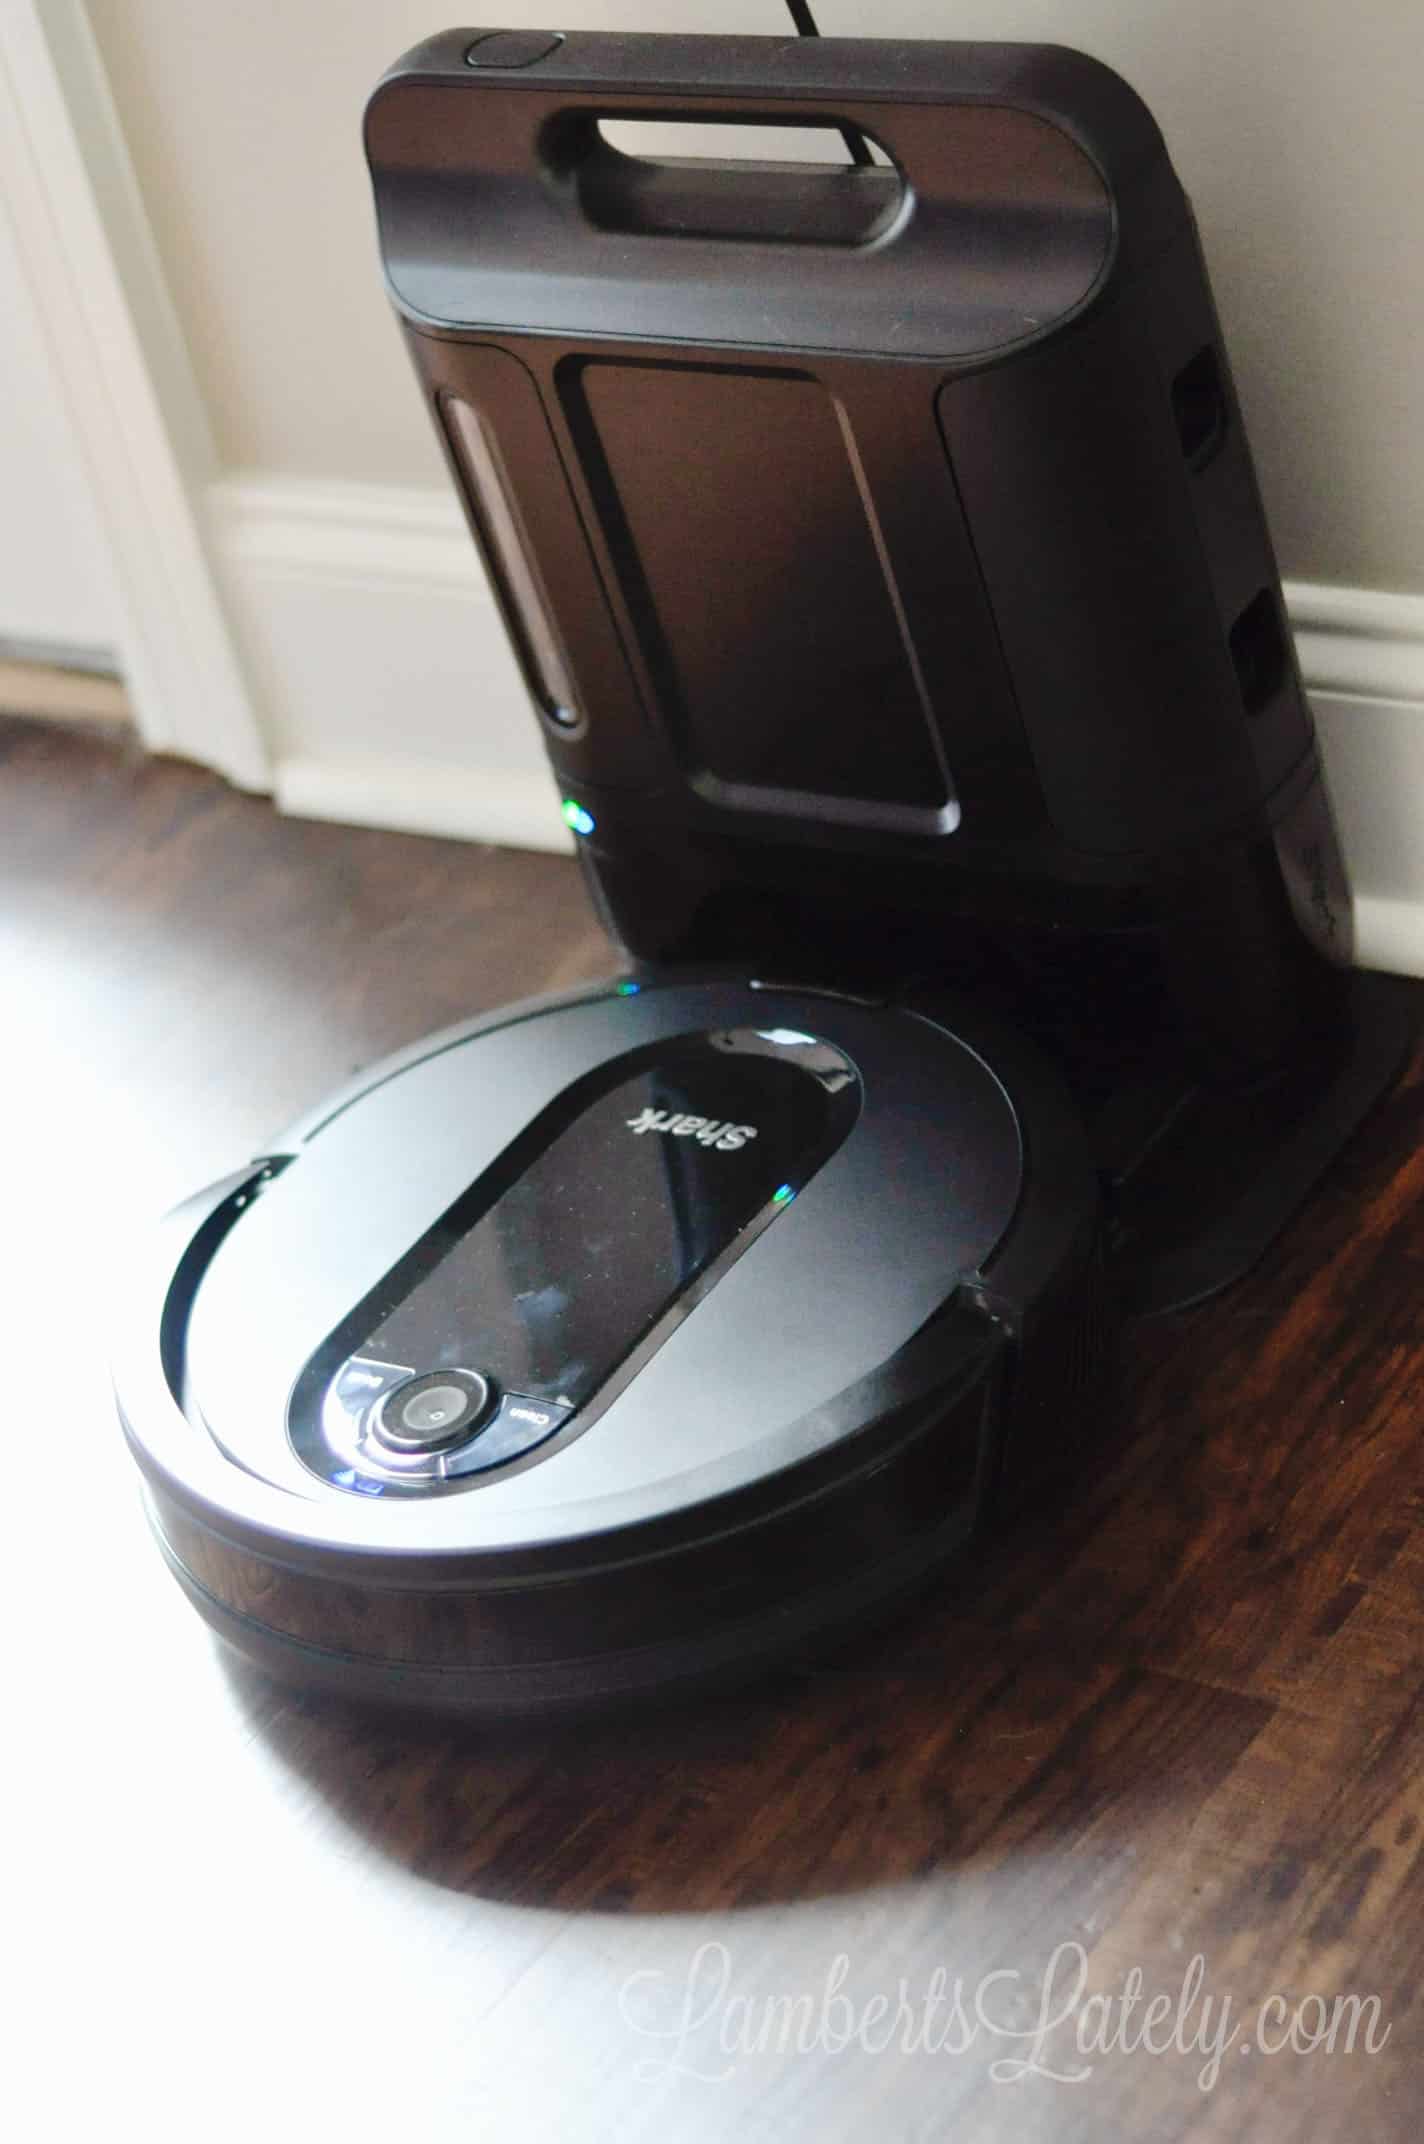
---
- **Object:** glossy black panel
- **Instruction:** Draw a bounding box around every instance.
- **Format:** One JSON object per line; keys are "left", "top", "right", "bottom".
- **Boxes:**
{"left": 565, "top": 361, "right": 953, "bottom": 827}
{"left": 287, "top": 1022, "right": 859, "bottom": 1491}
{"left": 362, "top": 1033, "right": 854, "bottom": 1403}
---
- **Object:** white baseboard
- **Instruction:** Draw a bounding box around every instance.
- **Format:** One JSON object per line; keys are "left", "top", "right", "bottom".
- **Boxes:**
{"left": 273, "top": 756, "right": 569, "bottom": 854}
{"left": 1286, "top": 582, "right": 1424, "bottom": 705}
{"left": 211, "top": 475, "right": 570, "bottom": 855}
{"left": 209, "top": 474, "right": 1424, "bottom": 973}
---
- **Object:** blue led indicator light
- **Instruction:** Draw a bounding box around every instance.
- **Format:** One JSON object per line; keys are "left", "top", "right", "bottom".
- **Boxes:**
{"left": 562, "top": 797, "right": 596, "bottom": 837}
{"left": 772, "top": 1184, "right": 796, "bottom": 1205}
{"left": 333, "top": 1467, "right": 383, "bottom": 1496}
{"left": 616, "top": 980, "right": 641, "bottom": 996}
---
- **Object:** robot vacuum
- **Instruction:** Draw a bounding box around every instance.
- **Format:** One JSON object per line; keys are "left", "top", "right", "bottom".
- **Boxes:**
{"left": 114, "top": 975, "right": 1102, "bottom": 1716}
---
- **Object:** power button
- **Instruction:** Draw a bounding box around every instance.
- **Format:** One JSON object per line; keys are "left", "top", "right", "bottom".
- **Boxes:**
{"left": 465, "top": 32, "right": 563, "bottom": 69}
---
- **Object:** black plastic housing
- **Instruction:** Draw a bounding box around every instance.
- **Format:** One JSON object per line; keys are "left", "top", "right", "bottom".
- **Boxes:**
{"left": 366, "top": 30, "right": 1334, "bottom": 1006}
{"left": 115, "top": 977, "right": 1107, "bottom": 1718}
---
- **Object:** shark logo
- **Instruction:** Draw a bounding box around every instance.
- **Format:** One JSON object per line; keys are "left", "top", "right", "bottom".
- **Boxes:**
{"left": 626, "top": 1109, "right": 758, "bottom": 1152}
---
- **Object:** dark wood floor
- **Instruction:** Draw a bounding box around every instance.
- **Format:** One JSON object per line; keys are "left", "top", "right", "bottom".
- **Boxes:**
{"left": 8, "top": 712, "right": 1422, "bottom": 2142}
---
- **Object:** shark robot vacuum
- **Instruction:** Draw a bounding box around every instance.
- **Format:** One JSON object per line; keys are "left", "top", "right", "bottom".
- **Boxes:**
{"left": 115, "top": 975, "right": 1101, "bottom": 1715}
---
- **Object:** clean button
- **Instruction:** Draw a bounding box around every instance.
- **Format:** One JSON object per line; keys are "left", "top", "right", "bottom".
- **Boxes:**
{"left": 444, "top": 1393, "right": 572, "bottom": 1476}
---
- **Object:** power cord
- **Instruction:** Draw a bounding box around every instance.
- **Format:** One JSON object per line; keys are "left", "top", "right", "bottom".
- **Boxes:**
{"left": 782, "top": 0, "right": 874, "bottom": 166}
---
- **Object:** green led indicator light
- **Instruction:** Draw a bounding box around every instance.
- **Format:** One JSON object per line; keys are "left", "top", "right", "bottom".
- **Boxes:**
{"left": 562, "top": 797, "right": 596, "bottom": 836}
{"left": 616, "top": 980, "right": 641, "bottom": 996}
{"left": 772, "top": 1184, "right": 796, "bottom": 1205}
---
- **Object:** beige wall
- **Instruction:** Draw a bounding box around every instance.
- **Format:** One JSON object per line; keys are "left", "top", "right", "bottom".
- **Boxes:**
{"left": 88, "top": 0, "right": 1424, "bottom": 593}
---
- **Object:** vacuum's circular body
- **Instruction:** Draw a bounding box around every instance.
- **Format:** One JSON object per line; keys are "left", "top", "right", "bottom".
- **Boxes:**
{"left": 115, "top": 975, "right": 1104, "bottom": 1716}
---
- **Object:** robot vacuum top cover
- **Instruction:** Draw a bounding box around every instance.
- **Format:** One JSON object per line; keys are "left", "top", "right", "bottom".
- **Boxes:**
{"left": 116, "top": 974, "right": 1097, "bottom": 1712}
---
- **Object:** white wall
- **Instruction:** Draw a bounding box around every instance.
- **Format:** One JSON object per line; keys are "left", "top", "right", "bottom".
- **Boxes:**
{"left": 75, "top": 0, "right": 1424, "bottom": 964}
{"left": 0, "top": 176, "right": 119, "bottom": 655}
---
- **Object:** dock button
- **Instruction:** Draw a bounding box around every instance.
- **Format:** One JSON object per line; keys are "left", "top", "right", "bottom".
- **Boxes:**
{"left": 464, "top": 32, "right": 563, "bottom": 69}
{"left": 331, "top": 1357, "right": 411, "bottom": 1419}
